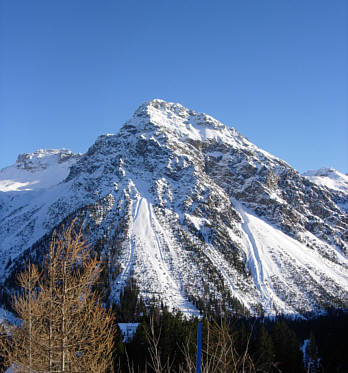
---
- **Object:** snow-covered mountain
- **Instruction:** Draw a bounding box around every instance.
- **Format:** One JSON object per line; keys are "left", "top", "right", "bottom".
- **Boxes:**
{"left": 0, "top": 99, "right": 347, "bottom": 317}
{"left": 0, "top": 149, "right": 80, "bottom": 192}
{"left": 303, "top": 167, "right": 348, "bottom": 194}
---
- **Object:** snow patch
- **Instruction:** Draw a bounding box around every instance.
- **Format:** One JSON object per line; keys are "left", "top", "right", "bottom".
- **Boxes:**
{"left": 118, "top": 323, "right": 140, "bottom": 342}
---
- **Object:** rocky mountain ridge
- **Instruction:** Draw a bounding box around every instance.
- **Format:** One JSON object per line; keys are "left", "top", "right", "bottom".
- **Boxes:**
{"left": 0, "top": 149, "right": 80, "bottom": 192}
{"left": 0, "top": 99, "right": 347, "bottom": 317}
{"left": 303, "top": 167, "right": 348, "bottom": 194}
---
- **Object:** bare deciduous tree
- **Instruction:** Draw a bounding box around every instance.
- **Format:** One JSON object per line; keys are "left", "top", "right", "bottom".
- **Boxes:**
{"left": 0, "top": 221, "right": 115, "bottom": 373}
{"left": 182, "top": 318, "right": 257, "bottom": 373}
{"left": 143, "top": 314, "right": 258, "bottom": 373}
{"left": 145, "top": 315, "right": 173, "bottom": 373}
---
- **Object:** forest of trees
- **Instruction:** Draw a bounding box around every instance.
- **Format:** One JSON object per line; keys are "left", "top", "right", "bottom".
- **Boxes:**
{"left": 114, "top": 283, "right": 348, "bottom": 373}
{"left": 0, "top": 222, "right": 347, "bottom": 372}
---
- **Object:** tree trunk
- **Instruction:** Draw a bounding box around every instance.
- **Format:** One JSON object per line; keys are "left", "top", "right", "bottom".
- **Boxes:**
{"left": 61, "top": 259, "right": 67, "bottom": 373}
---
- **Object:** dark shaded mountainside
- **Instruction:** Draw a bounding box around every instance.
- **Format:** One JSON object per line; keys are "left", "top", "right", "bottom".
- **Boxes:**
{"left": 0, "top": 99, "right": 347, "bottom": 316}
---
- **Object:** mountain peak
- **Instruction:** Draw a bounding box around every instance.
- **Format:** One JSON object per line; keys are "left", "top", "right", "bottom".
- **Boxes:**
{"left": 124, "top": 99, "right": 248, "bottom": 150}
{"left": 135, "top": 98, "right": 187, "bottom": 116}
{"left": 133, "top": 99, "right": 223, "bottom": 129}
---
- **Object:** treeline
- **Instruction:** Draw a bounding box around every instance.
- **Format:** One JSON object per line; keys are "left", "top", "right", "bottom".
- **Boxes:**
{"left": 113, "top": 279, "right": 348, "bottom": 373}
{"left": 0, "top": 222, "right": 347, "bottom": 372}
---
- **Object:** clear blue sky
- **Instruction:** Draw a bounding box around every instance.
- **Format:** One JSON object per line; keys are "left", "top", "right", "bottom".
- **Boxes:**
{"left": 1, "top": 0, "right": 347, "bottom": 172}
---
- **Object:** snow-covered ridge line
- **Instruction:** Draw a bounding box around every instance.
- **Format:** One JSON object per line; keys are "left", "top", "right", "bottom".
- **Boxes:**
{"left": 131, "top": 99, "right": 286, "bottom": 165}
{"left": 0, "top": 149, "right": 80, "bottom": 192}
{"left": 303, "top": 167, "right": 348, "bottom": 194}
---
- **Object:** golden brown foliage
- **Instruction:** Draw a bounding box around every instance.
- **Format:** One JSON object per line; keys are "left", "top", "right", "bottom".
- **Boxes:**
{"left": 0, "top": 221, "right": 115, "bottom": 373}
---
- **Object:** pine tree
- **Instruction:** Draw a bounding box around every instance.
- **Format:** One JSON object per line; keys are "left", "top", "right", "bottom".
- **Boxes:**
{"left": 254, "top": 323, "right": 275, "bottom": 371}
{"left": 272, "top": 320, "right": 305, "bottom": 373}
{"left": 0, "top": 221, "right": 115, "bottom": 372}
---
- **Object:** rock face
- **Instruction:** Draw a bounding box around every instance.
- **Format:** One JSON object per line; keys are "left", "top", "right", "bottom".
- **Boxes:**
{"left": 0, "top": 99, "right": 347, "bottom": 316}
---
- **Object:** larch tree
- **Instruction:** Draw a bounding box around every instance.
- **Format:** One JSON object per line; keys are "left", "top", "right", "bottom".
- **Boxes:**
{"left": 0, "top": 221, "right": 115, "bottom": 373}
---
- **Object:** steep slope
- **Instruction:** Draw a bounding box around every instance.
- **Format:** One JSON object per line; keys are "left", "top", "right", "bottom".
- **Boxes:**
{"left": 0, "top": 100, "right": 347, "bottom": 316}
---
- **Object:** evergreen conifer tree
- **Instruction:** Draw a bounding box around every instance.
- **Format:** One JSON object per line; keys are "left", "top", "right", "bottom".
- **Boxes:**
{"left": 255, "top": 324, "right": 275, "bottom": 371}
{"left": 272, "top": 320, "right": 305, "bottom": 373}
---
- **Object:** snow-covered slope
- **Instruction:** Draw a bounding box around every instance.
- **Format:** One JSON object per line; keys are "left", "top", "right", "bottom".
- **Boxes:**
{"left": 303, "top": 167, "right": 348, "bottom": 194}
{"left": 0, "top": 100, "right": 347, "bottom": 317}
{"left": 0, "top": 149, "right": 80, "bottom": 192}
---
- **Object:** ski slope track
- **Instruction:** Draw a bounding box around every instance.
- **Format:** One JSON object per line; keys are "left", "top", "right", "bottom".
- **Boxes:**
{"left": 0, "top": 99, "right": 347, "bottom": 317}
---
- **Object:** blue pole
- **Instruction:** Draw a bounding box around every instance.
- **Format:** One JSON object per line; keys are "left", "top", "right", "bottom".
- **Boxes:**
{"left": 196, "top": 321, "right": 202, "bottom": 373}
